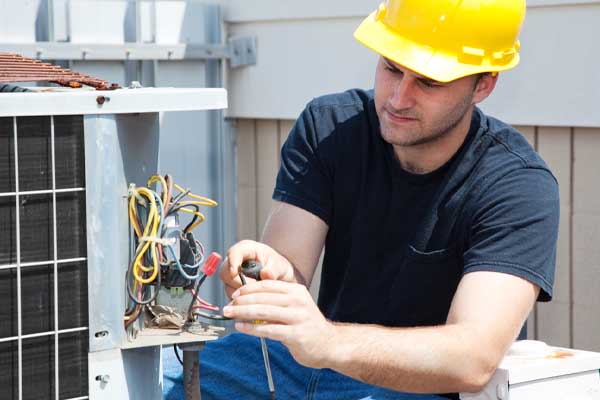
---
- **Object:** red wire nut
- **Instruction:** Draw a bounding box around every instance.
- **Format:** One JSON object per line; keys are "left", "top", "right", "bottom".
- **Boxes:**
{"left": 202, "top": 252, "right": 222, "bottom": 276}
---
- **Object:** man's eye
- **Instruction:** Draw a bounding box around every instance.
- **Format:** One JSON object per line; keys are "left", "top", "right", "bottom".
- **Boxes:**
{"left": 419, "top": 80, "right": 441, "bottom": 88}
{"left": 385, "top": 65, "right": 401, "bottom": 74}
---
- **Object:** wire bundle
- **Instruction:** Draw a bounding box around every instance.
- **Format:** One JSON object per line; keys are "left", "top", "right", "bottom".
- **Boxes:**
{"left": 124, "top": 174, "right": 219, "bottom": 329}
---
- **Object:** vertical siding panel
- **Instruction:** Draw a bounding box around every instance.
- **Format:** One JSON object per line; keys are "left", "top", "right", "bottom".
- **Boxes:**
{"left": 514, "top": 125, "right": 537, "bottom": 339}
{"left": 536, "top": 127, "right": 572, "bottom": 347}
{"left": 256, "top": 120, "right": 280, "bottom": 238}
{"left": 572, "top": 128, "right": 600, "bottom": 351}
{"left": 236, "top": 119, "right": 258, "bottom": 241}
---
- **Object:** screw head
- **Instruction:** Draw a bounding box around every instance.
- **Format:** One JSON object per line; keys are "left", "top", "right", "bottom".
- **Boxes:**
{"left": 96, "top": 374, "right": 110, "bottom": 384}
{"left": 496, "top": 383, "right": 507, "bottom": 399}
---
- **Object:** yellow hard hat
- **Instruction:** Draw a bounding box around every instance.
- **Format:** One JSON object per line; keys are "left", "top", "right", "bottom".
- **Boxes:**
{"left": 354, "top": 0, "right": 526, "bottom": 82}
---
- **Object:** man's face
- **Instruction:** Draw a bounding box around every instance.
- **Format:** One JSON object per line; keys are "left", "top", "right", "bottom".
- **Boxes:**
{"left": 374, "top": 57, "right": 483, "bottom": 147}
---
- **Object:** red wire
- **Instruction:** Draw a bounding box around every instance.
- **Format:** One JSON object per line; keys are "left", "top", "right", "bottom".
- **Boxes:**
{"left": 193, "top": 304, "right": 219, "bottom": 311}
{"left": 189, "top": 288, "right": 219, "bottom": 310}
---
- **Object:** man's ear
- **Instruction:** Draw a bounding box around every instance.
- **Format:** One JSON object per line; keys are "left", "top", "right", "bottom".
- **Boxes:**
{"left": 473, "top": 73, "right": 499, "bottom": 104}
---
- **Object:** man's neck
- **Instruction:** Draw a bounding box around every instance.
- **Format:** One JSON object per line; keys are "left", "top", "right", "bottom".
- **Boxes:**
{"left": 393, "top": 109, "right": 474, "bottom": 174}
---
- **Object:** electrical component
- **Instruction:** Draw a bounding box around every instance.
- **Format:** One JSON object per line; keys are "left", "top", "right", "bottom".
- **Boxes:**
{"left": 124, "top": 174, "right": 220, "bottom": 330}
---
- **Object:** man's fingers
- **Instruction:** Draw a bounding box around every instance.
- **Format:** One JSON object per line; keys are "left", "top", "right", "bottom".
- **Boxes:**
{"left": 234, "top": 321, "right": 289, "bottom": 342}
{"left": 223, "top": 304, "right": 300, "bottom": 325}
{"left": 232, "top": 280, "right": 298, "bottom": 298}
{"left": 230, "top": 292, "right": 291, "bottom": 307}
{"left": 260, "top": 268, "right": 276, "bottom": 280}
{"left": 225, "top": 240, "right": 264, "bottom": 274}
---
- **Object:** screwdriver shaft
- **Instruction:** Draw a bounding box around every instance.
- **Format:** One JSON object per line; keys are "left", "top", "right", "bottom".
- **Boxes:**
{"left": 260, "top": 337, "right": 275, "bottom": 396}
{"left": 239, "top": 272, "right": 276, "bottom": 398}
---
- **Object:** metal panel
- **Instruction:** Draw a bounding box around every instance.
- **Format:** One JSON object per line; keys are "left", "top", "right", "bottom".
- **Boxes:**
{"left": 88, "top": 347, "right": 162, "bottom": 400}
{"left": 224, "top": 0, "right": 379, "bottom": 22}
{"left": 0, "top": 88, "right": 227, "bottom": 117}
{"left": 84, "top": 113, "right": 160, "bottom": 352}
{"left": 0, "top": 0, "right": 41, "bottom": 43}
{"left": 0, "top": 42, "right": 231, "bottom": 61}
{"left": 226, "top": 17, "right": 377, "bottom": 119}
{"left": 154, "top": 0, "right": 209, "bottom": 44}
{"left": 71, "top": 61, "right": 127, "bottom": 87}
{"left": 68, "top": 0, "right": 131, "bottom": 44}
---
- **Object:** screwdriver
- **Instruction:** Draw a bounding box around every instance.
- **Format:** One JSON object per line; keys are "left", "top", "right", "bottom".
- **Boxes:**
{"left": 240, "top": 260, "right": 276, "bottom": 400}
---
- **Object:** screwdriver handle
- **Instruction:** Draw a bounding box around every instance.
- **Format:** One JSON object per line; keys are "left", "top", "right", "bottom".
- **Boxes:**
{"left": 240, "top": 260, "right": 263, "bottom": 281}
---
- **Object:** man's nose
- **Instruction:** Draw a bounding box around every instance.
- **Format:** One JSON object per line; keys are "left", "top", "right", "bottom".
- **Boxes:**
{"left": 389, "top": 77, "right": 417, "bottom": 110}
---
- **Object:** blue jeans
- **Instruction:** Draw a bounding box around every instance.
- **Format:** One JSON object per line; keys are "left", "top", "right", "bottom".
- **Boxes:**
{"left": 163, "top": 333, "right": 448, "bottom": 400}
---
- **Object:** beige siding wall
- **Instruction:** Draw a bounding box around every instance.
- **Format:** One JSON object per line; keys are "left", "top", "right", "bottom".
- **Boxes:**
{"left": 235, "top": 118, "right": 600, "bottom": 351}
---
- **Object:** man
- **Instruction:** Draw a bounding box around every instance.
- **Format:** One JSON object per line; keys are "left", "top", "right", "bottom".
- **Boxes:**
{"left": 164, "top": 0, "right": 559, "bottom": 398}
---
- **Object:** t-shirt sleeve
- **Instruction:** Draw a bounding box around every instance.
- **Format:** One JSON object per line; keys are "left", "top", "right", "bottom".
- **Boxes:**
{"left": 272, "top": 103, "right": 334, "bottom": 225}
{"left": 463, "top": 167, "right": 559, "bottom": 301}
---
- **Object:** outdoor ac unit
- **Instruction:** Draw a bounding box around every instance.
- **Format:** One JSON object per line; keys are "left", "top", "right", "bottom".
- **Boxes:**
{"left": 461, "top": 340, "right": 600, "bottom": 400}
{"left": 0, "top": 86, "right": 227, "bottom": 400}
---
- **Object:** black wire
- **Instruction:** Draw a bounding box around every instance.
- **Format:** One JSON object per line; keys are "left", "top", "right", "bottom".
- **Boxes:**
{"left": 167, "top": 189, "right": 191, "bottom": 214}
{"left": 193, "top": 310, "right": 231, "bottom": 321}
{"left": 168, "top": 203, "right": 200, "bottom": 232}
{"left": 173, "top": 344, "right": 183, "bottom": 366}
{"left": 185, "top": 273, "right": 232, "bottom": 321}
{"left": 126, "top": 251, "right": 162, "bottom": 306}
{"left": 187, "top": 274, "right": 209, "bottom": 320}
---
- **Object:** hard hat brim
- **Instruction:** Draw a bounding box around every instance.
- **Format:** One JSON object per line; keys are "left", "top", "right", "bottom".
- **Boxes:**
{"left": 354, "top": 10, "right": 520, "bottom": 83}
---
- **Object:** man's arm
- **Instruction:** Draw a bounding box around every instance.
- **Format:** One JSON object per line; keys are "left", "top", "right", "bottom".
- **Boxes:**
{"left": 220, "top": 200, "right": 327, "bottom": 298}
{"left": 325, "top": 271, "right": 539, "bottom": 393}
{"left": 261, "top": 200, "right": 328, "bottom": 287}
{"left": 225, "top": 270, "right": 539, "bottom": 394}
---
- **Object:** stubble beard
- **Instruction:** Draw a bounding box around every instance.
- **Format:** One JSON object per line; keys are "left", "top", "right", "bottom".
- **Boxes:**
{"left": 379, "top": 93, "right": 474, "bottom": 148}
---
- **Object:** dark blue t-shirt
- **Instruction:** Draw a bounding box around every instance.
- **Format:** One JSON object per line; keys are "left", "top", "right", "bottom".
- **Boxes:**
{"left": 273, "top": 89, "right": 559, "bottom": 328}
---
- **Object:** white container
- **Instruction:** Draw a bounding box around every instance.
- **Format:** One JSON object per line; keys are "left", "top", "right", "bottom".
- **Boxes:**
{"left": 461, "top": 341, "right": 600, "bottom": 400}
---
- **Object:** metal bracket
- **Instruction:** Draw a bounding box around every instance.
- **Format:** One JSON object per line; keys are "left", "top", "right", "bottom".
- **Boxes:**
{"left": 0, "top": 38, "right": 258, "bottom": 67}
{"left": 228, "top": 36, "right": 257, "bottom": 68}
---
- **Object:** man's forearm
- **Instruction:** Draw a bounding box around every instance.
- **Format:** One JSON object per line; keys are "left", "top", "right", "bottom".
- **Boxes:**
{"left": 322, "top": 322, "right": 501, "bottom": 394}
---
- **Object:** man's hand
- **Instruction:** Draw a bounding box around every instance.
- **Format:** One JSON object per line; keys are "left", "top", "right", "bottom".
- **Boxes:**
{"left": 223, "top": 279, "right": 336, "bottom": 369}
{"left": 219, "top": 240, "right": 296, "bottom": 299}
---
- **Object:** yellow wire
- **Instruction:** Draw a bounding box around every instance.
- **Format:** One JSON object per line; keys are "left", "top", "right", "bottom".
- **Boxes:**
{"left": 178, "top": 207, "right": 206, "bottom": 232}
{"left": 127, "top": 177, "right": 217, "bottom": 287}
{"left": 147, "top": 174, "right": 168, "bottom": 206}
{"left": 129, "top": 187, "right": 160, "bottom": 283}
{"left": 173, "top": 183, "right": 218, "bottom": 206}
{"left": 128, "top": 194, "right": 142, "bottom": 238}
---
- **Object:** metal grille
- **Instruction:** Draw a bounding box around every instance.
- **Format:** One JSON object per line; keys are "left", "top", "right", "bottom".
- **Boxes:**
{"left": 0, "top": 116, "right": 88, "bottom": 400}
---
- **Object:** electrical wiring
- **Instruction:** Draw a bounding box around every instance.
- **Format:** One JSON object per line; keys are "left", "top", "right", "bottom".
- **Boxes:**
{"left": 174, "top": 344, "right": 184, "bottom": 366}
{"left": 132, "top": 196, "right": 164, "bottom": 283}
{"left": 189, "top": 289, "right": 219, "bottom": 311}
{"left": 192, "top": 310, "right": 231, "bottom": 321}
{"left": 165, "top": 244, "right": 204, "bottom": 280}
{"left": 124, "top": 174, "right": 220, "bottom": 329}
{"left": 174, "top": 183, "right": 218, "bottom": 207}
